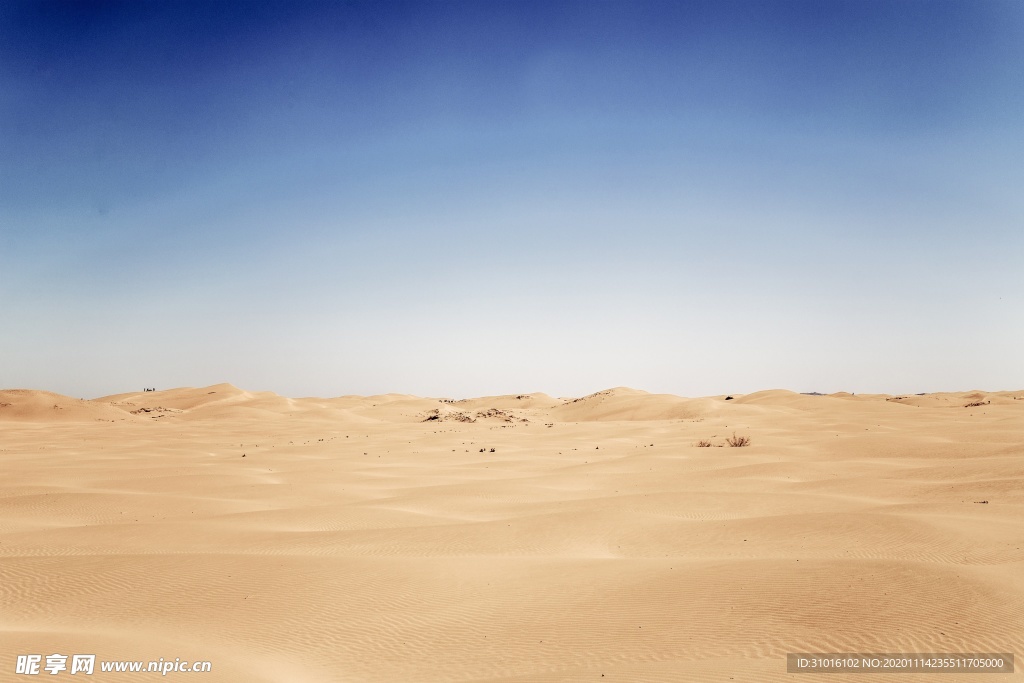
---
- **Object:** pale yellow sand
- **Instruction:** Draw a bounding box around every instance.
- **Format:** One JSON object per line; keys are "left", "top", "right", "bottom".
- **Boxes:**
{"left": 2, "top": 385, "right": 1022, "bottom": 682}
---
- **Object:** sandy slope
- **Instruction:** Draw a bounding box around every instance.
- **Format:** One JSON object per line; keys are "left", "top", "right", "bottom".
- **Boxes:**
{"left": 2, "top": 385, "right": 1022, "bottom": 682}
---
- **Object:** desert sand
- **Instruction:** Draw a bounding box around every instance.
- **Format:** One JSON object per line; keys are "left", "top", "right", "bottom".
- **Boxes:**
{"left": 2, "top": 384, "right": 1022, "bottom": 682}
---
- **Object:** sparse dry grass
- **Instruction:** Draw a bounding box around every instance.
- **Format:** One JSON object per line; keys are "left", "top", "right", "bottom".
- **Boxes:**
{"left": 726, "top": 433, "right": 750, "bottom": 447}
{"left": 694, "top": 439, "right": 714, "bottom": 447}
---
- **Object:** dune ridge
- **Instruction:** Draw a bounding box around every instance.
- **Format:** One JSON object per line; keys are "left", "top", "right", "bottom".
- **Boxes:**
{"left": 6, "top": 384, "right": 1018, "bottom": 424}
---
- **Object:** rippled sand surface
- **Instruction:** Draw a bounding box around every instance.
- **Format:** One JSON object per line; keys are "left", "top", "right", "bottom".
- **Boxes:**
{"left": 2, "top": 385, "right": 1022, "bottom": 681}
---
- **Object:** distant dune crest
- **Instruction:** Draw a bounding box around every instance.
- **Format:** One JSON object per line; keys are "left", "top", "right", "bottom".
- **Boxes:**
{"left": 1, "top": 385, "right": 1020, "bottom": 423}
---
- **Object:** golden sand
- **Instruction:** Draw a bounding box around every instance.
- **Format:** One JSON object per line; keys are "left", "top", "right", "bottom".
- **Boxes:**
{"left": 2, "top": 385, "right": 1022, "bottom": 681}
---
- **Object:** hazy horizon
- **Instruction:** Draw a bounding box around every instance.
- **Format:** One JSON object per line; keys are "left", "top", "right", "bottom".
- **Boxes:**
{"left": 3, "top": 0, "right": 1022, "bottom": 400}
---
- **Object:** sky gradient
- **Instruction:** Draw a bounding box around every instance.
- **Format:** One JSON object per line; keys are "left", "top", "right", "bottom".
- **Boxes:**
{"left": 2, "top": 0, "right": 1022, "bottom": 399}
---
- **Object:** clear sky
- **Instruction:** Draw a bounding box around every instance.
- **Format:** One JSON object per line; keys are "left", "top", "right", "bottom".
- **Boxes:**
{"left": 2, "top": 0, "right": 1022, "bottom": 399}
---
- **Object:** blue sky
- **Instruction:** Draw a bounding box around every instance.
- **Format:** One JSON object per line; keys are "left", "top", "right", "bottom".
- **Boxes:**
{"left": 2, "top": 0, "right": 1022, "bottom": 398}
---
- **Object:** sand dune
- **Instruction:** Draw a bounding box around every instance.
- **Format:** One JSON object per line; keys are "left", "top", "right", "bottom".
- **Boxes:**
{"left": 0, "top": 389, "right": 138, "bottom": 422}
{"left": 2, "top": 385, "right": 1022, "bottom": 681}
{"left": 550, "top": 387, "right": 712, "bottom": 422}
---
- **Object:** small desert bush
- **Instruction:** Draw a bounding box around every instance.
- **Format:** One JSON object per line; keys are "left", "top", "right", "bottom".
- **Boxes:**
{"left": 694, "top": 439, "right": 714, "bottom": 447}
{"left": 726, "top": 433, "right": 751, "bottom": 447}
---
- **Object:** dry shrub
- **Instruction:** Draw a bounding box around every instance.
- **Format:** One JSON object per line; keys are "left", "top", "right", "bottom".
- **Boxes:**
{"left": 726, "top": 433, "right": 751, "bottom": 447}
{"left": 694, "top": 439, "right": 714, "bottom": 447}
